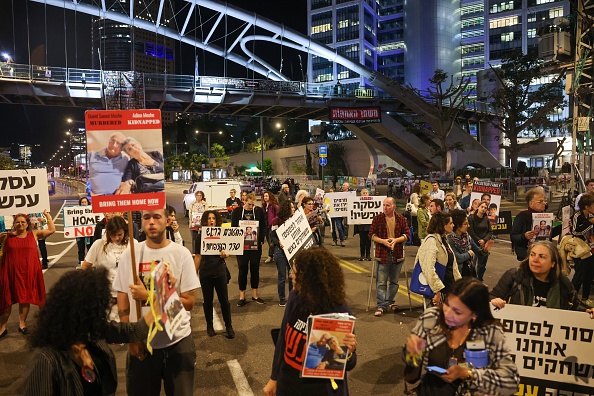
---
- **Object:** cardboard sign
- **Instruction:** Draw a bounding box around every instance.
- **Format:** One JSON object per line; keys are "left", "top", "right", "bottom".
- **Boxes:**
{"left": 346, "top": 196, "right": 385, "bottom": 225}
{"left": 492, "top": 304, "right": 594, "bottom": 395}
{"left": 199, "top": 227, "right": 245, "bottom": 256}
{"left": 62, "top": 205, "right": 105, "bottom": 238}
{"left": 471, "top": 181, "right": 503, "bottom": 225}
{"left": 85, "top": 109, "right": 165, "bottom": 212}
{"left": 0, "top": 169, "right": 50, "bottom": 216}
{"left": 324, "top": 191, "right": 357, "bottom": 218}
{"left": 277, "top": 207, "right": 315, "bottom": 261}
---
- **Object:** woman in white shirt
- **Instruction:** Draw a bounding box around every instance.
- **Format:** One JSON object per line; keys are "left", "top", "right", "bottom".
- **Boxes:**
{"left": 82, "top": 216, "right": 131, "bottom": 321}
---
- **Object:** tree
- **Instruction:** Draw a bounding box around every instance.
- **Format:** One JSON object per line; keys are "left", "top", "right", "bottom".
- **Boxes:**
{"left": 0, "top": 148, "right": 14, "bottom": 170}
{"left": 325, "top": 142, "right": 348, "bottom": 180}
{"left": 550, "top": 136, "right": 567, "bottom": 173}
{"left": 406, "top": 69, "right": 470, "bottom": 172}
{"left": 487, "top": 49, "right": 566, "bottom": 169}
{"left": 245, "top": 136, "right": 275, "bottom": 153}
{"left": 257, "top": 158, "right": 273, "bottom": 176}
{"left": 210, "top": 143, "right": 229, "bottom": 166}
{"left": 305, "top": 146, "right": 314, "bottom": 175}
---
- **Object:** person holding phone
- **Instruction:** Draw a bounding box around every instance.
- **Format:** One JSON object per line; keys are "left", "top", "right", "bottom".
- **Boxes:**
{"left": 404, "top": 277, "right": 519, "bottom": 395}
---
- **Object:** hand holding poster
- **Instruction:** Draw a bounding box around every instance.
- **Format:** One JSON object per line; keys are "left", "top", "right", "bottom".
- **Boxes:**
{"left": 324, "top": 191, "right": 356, "bottom": 218}
{"left": 151, "top": 261, "right": 184, "bottom": 340}
{"left": 199, "top": 227, "right": 245, "bottom": 256}
{"left": 492, "top": 304, "right": 594, "bottom": 395}
{"left": 62, "top": 205, "right": 105, "bottom": 238}
{"left": 277, "top": 207, "right": 315, "bottom": 261}
{"left": 346, "top": 195, "right": 385, "bottom": 224}
{"left": 532, "top": 213, "right": 554, "bottom": 240}
{"left": 0, "top": 169, "right": 50, "bottom": 216}
{"left": 302, "top": 314, "right": 355, "bottom": 380}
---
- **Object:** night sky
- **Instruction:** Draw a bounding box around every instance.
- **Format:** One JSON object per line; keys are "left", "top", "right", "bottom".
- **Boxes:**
{"left": 0, "top": 0, "right": 307, "bottom": 162}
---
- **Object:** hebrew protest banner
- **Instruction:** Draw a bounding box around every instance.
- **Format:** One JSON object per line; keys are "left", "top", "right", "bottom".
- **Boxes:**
{"left": 199, "top": 227, "right": 245, "bottom": 256}
{"left": 346, "top": 195, "right": 385, "bottom": 225}
{"left": 0, "top": 169, "right": 50, "bottom": 216}
{"left": 63, "top": 205, "right": 105, "bottom": 238}
{"left": 324, "top": 191, "right": 356, "bottom": 218}
{"left": 491, "top": 210, "right": 512, "bottom": 235}
{"left": 471, "top": 181, "right": 502, "bottom": 225}
{"left": 277, "top": 207, "right": 315, "bottom": 262}
{"left": 85, "top": 109, "right": 165, "bottom": 212}
{"left": 492, "top": 304, "right": 594, "bottom": 395}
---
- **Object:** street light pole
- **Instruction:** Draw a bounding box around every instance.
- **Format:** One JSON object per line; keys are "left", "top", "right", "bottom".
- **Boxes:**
{"left": 260, "top": 117, "right": 264, "bottom": 177}
{"left": 195, "top": 130, "right": 223, "bottom": 168}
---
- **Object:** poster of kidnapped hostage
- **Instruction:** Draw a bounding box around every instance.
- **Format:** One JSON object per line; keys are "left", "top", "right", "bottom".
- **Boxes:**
{"left": 85, "top": 109, "right": 165, "bottom": 213}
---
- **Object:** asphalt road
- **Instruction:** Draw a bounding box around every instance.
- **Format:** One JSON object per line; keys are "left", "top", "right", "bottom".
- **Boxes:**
{"left": 0, "top": 182, "right": 525, "bottom": 395}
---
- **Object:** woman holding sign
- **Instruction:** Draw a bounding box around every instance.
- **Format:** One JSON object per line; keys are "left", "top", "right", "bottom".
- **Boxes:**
{"left": 193, "top": 210, "right": 235, "bottom": 339}
{"left": 0, "top": 211, "right": 55, "bottom": 338}
{"left": 467, "top": 202, "right": 494, "bottom": 282}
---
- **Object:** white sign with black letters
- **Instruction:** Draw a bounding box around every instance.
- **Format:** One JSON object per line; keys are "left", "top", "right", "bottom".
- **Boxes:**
{"left": 346, "top": 195, "right": 385, "bottom": 225}
{"left": 62, "top": 205, "right": 105, "bottom": 238}
{"left": 324, "top": 191, "right": 356, "bottom": 218}
{"left": 277, "top": 207, "right": 315, "bottom": 261}
{"left": 200, "top": 227, "right": 245, "bottom": 256}
{"left": 0, "top": 169, "right": 50, "bottom": 216}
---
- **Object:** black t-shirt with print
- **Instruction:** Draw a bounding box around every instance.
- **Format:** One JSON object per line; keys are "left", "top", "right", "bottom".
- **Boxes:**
{"left": 532, "top": 278, "right": 550, "bottom": 307}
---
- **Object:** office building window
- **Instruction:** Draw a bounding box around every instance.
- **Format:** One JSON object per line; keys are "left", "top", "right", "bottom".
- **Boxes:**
{"left": 460, "top": 2, "right": 484, "bottom": 15}
{"left": 489, "top": 16, "right": 520, "bottom": 29}
{"left": 311, "top": 0, "right": 332, "bottom": 10}
{"left": 489, "top": 0, "right": 521, "bottom": 14}
{"left": 336, "top": 5, "right": 360, "bottom": 42}
{"left": 311, "top": 11, "right": 333, "bottom": 44}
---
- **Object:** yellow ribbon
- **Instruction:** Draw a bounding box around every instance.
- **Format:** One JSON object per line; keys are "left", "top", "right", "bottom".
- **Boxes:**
{"left": 146, "top": 259, "right": 163, "bottom": 354}
{"left": 330, "top": 379, "right": 338, "bottom": 390}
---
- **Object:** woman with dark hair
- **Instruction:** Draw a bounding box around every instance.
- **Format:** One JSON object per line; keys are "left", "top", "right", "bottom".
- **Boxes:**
{"left": 76, "top": 196, "right": 93, "bottom": 263}
{"left": 490, "top": 241, "right": 582, "bottom": 311}
{"left": 415, "top": 212, "right": 461, "bottom": 306}
{"left": 193, "top": 210, "right": 235, "bottom": 339}
{"left": 263, "top": 248, "right": 358, "bottom": 396}
{"left": 0, "top": 211, "right": 55, "bottom": 337}
{"left": 467, "top": 201, "right": 494, "bottom": 282}
{"left": 417, "top": 194, "right": 431, "bottom": 240}
{"left": 302, "top": 196, "right": 324, "bottom": 246}
{"left": 270, "top": 200, "right": 296, "bottom": 306}
{"left": 405, "top": 277, "right": 519, "bottom": 395}
{"left": 569, "top": 193, "right": 594, "bottom": 308}
{"left": 354, "top": 188, "right": 372, "bottom": 260}
{"left": 262, "top": 190, "right": 280, "bottom": 264}
{"left": 18, "top": 268, "right": 158, "bottom": 395}
{"left": 82, "top": 216, "right": 131, "bottom": 321}
{"left": 447, "top": 210, "right": 484, "bottom": 278}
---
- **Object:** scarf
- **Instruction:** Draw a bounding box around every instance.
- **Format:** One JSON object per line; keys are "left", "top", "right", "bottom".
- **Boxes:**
{"left": 449, "top": 232, "right": 471, "bottom": 253}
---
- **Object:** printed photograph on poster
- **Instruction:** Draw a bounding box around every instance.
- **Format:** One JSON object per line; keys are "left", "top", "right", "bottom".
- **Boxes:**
{"left": 302, "top": 314, "right": 355, "bottom": 380}
{"left": 189, "top": 210, "right": 203, "bottom": 230}
{"left": 470, "top": 181, "right": 502, "bottom": 225}
{"left": 532, "top": 213, "right": 554, "bottom": 240}
{"left": 152, "top": 262, "right": 184, "bottom": 339}
{"left": 561, "top": 205, "right": 572, "bottom": 237}
{"left": 314, "top": 188, "right": 325, "bottom": 205}
{"left": 0, "top": 169, "right": 51, "bottom": 217}
{"left": 239, "top": 220, "right": 259, "bottom": 250}
{"left": 199, "top": 226, "right": 245, "bottom": 256}
{"left": 85, "top": 109, "right": 165, "bottom": 213}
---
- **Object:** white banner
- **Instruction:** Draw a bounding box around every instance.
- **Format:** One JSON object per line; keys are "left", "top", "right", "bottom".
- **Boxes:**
{"left": 62, "top": 205, "right": 105, "bottom": 238}
{"left": 199, "top": 227, "right": 245, "bottom": 256}
{"left": 492, "top": 304, "right": 594, "bottom": 394}
{"left": 277, "top": 207, "right": 315, "bottom": 261}
{"left": 0, "top": 169, "right": 51, "bottom": 216}
{"left": 346, "top": 195, "right": 385, "bottom": 224}
{"left": 324, "top": 191, "right": 356, "bottom": 218}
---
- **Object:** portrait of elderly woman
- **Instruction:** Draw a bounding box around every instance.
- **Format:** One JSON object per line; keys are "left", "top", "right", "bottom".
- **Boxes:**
{"left": 115, "top": 136, "right": 164, "bottom": 194}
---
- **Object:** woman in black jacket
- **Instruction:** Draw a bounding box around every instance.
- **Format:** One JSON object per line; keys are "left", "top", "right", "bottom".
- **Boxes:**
{"left": 490, "top": 241, "right": 580, "bottom": 310}
{"left": 467, "top": 201, "right": 494, "bottom": 282}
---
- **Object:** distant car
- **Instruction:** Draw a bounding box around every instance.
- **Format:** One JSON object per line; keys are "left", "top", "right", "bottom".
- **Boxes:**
{"left": 182, "top": 180, "right": 242, "bottom": 217}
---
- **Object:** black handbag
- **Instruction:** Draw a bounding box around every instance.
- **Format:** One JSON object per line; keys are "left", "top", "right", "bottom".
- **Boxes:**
{"left": 460, "top": 258, "right": 477, "bottom": 278}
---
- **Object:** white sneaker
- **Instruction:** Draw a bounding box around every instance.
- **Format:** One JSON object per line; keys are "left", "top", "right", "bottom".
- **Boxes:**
{"left": 265, "top": 257, "right": 274, "bottom": 263}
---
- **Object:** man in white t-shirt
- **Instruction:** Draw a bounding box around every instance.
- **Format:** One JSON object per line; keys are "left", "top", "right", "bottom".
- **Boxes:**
{"left": 114, "top": 207, "right": 200, "bottom": 396}
{"left": 428, "top": 181, "right": 445, "bottom": 201}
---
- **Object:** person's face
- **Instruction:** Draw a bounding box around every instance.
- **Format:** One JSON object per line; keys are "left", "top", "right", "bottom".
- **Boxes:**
{"left": 482, "top": 196, "right": 491, "bottom": 205}
{"left": 230, "top": 190, "right": 236, "bottom": 197}
{"left": 283, "top": 186, "right": 289, "bottom": 193}
{"left": 328, "top": 338, "right": 341, "bottom": 353}
{"left": 466, "top": 184, "right": 473, "bottom": 193}
{"left": 429, "top": 201, "right": 439, "bottom": 215}
{"left": 587, "top": 182, "right": 594, "bottom": 192}
{"left": 446, "top": 196, "right": 455, "bottom": 207}
{"left": 124, "top": 140, "right": 143, "bottom": 159}
{"left": 432, "top": 182, "right": 438, "bottom": 192}
{"left": 477, "top": 202, "right": 488, "bottom": 216}
{"left": 290, "top": 203, "right": 296, "bottom": 215}
{"left": 167, "top": 213, "right": 176, "bottom": 226}
{"left": 109, "top": 229, "right": 125, "bottom": 245}
{"left": 206, "top": 213, "right": 217, "bottom": 226}
{"left": 264, "top": 192, "right": 269, "bottom": 202}
{"left": 489, "top": 207, "right": 497, "bottom": 216}
{"left": 540, "top": 220, "right": 547, "bottom": 230}
{"left": 361, "top": 189, "right": 369, "bottom": 196}
{"left": 142, "top": 210, "right": 167, "bottom": 239}
{"left": 341, "top": 183, "right": 349, "bottom": 191}
{"left": 444, "top": 217, "right": 454, "bottom": 234}
{"left": 241, "top": 193, "right": 248, "bottom": 202}
{"left": 316, "top": 334, "right": 329, "bottom": 347}
{"left": 458, "top": 218, "right": 470, "bottom": 234}
{"left": 471, "top": 199, "right": 480, "bottom": 210}
{"left": 13, "top": 216, "right": 28, "bottom": 231}
{"left": 528, "top": 194, "right": 547, "bottom": 212}
{"left": 106, "top": 134, "right": 124, "bottom": 157}
{"left": 443, "top": 295, "right": 475, "bottom": 329}
{"left": 246, "top": 227, "right": 252, "bottom": 234}
{"left": 80, "top": 198, "right": 89, "bottom": 205}
{"left": 529, "top": 244, "right": 555, "bottom": 279}
{"left": 304, "top": 200, "right": 314, "bottom": 210}
{"left": 465, "top": 174, "right": 471, "bottom": 180}
{"left": 383, "top": 198, "right": 395, "bottom": 216}
{"left": 244, "top": 199, "right": 255, "bottom": 210}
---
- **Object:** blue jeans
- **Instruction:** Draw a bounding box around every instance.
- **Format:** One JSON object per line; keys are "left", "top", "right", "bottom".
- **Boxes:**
{"left": 331, "top": 217, "right": 345, "bottom": 242}
{"left": 376, "top": 259, "right": 403, "bottom": 310}
{"left": 273, "top": 246, "right": 292, "bottom": 300}
{"left": 477, "top": 253, "right": 489, "bottom": 281}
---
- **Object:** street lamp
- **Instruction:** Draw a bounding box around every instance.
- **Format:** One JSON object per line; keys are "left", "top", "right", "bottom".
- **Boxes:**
{"left": 195, "top": 130, "right": 222, "bottom": 167}
{"left": 1, "top": 53, "right": 13, "bottom": 63}
{"left": 277, "top": 123, "right": 287, "bottom": 147}
{"left": 165, "top": 141, "right": 187, "bottom": 156}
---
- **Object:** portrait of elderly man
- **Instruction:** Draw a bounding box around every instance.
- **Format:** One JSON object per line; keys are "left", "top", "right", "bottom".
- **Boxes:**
{"left": 115, "top": 137, "right": 165, "bottom": 195}
{"left": 87, "top": 132, "right": 129, "bottom": 195}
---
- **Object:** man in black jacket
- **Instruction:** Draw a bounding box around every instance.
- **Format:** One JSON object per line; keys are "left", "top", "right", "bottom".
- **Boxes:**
{"left": 510, "top": 188, "right": 547, "bottom": 261}
{"left": 231, "top": 193, "right": 266, "bottom": 306}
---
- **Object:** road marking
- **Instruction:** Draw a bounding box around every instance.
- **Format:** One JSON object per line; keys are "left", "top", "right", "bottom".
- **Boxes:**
{"left": 397, "top": 283, "right": 424, "bottom": 303}
{"left": 46, "top": 240, "right": 75, "bottom": 246}
{"left": 213, "top": 308, "right": 224, "bottom": 332}
{"left": 338, "top": 259, "right": 370, "bottom": 273}
{"left": 227, "top": 359, "right": 254, "bottom": 396}
{"left": 42, "top": 240, "right": 77, "bottom": 273}
{"left": 339, "top": 261, "right": 363, "bottom": 273}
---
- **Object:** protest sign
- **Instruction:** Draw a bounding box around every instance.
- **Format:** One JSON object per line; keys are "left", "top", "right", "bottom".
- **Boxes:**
{"left": 561, "top": 205, "right": 572, "bottom": 238}
{"left": 277, "top": 207, "right": 315, "bottom": 261}
{"left": 471, "top": 181, "right": 502, "bottom": 225}
{"left": 199, "top": 227, "right": 245, "bottom": 256}
{"left": 152, "top": 262, "right": 184, "bottom": 340}
{"left": 0, "top": 169, "right": 50, "bottom": 216}
{"left": 302, "top": 314, "right": 355, "bottom": 380}
{"left": 491, "top": 210, "right": 512, "bottom": 235}
{"left": 492, "top": 304, "right": 594, "bottom": 395}
{"left": 346, "top": 195, "right": 385, "bottom": 225}
{"left": 239, "top": 220, "right": 259, "bottom": 250}
{"left": 419, "top": 180, "right": 432, "bottom": 195}
{"left": 324, "top": 191, "right": 356, "bottom": 218}
{"left": 62, "top": 205, "right": 105, "bottom": 238}
{"left": 532, "top": 213, "right": 554, "bottom": 240}
{"left": 85, "top": 109, "right": 166, "bottom": 212}
{"left": 314, "top": 188, "right": 325, "bottom": 205}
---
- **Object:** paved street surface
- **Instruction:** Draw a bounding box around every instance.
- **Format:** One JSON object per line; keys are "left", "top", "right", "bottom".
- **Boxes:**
{"left": 0, "top": 182, "right": 528, "bottom": 395}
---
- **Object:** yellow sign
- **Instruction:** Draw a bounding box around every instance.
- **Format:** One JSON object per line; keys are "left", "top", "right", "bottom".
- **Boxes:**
{"left": 420, "top": 180, "right": 432, "bottom": 195}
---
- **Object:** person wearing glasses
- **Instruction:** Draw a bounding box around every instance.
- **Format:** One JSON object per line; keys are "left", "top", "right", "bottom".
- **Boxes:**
{"left": 511, "top": 188, "right": 548, "bottom": 261}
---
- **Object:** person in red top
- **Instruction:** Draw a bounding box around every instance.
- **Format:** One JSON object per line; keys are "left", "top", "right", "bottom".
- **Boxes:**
{"left": 369, "top": 197, "right": 409, "bottom": 317}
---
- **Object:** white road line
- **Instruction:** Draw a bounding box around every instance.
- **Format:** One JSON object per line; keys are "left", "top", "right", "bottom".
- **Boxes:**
{"left": 227, "top": 359, "right": 254, "bottom": 396}
{"left": 46, "top": 240, "right": 74, "bottom": 246}
{"left": 212, "top": 308, "right": 225, "bottom": 332}
{"left": 42, "top": 240, "right": 77, "bottom": 273}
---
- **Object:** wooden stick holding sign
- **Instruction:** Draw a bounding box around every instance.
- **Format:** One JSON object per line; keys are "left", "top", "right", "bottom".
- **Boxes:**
{"left": 127, "top": 211, "right": 142, "bottom": 322}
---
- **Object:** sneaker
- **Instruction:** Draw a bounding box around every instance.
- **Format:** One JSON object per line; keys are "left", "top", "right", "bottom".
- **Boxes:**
{"left": 332, "top": 240, "right": 338, "bottom": 246}
{"left": 252, "top": 297, "right": 266, "bottom": 305}
{"left": 237, "top": 299, "right": 247, "bottom": 307}
{"left": 365, "top": 257, "right": 372, "bottom": 261}
{"left": 226, "top": 326, "right": 236, "bottom": 339}
{"left": 278, "top": 299, "right": 286, "bottom": 307}
{"left": 341, "top": 242, "right": 345, "bottom": 247}
{"left": 265, "top": 257, "right": 273, "bottom": 264}
{"left": 358, "top": 257, "right": 365, "bottom": 261}
{"left": 581, "top": 298, "right": 594, "bottom": 308}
